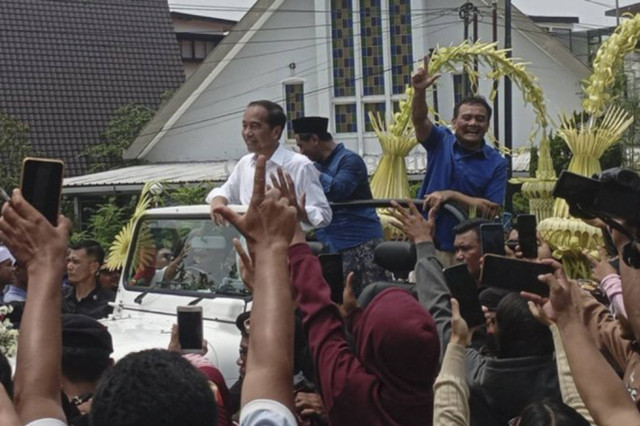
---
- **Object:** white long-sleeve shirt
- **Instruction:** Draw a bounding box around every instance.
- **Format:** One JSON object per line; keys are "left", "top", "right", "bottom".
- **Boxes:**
{"left": 206, "top": 143, "right": 332, "bottom": 228}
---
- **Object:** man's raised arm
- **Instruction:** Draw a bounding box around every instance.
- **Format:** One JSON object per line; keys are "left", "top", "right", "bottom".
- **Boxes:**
{"left": 412, "top": 55, "right": 440, "bottom": 143}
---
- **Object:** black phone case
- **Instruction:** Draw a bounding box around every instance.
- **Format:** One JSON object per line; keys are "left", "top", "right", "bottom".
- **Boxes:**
{"left": 481, "top": 254, "right": 552, "bottom": 296}
{"left": 517, "top": 215, "right": 538, "bottom": 259}
{"left": 480, "top": 223, "right": 506, "bottom": 256}
{"left": 443, "top": 264, "right": 485, "bottom": 328}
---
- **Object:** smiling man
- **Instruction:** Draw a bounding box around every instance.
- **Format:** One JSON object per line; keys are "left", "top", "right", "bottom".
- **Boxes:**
{"left": 412, "top": 56, "right": 507, "bottom": 265}
{"left": 206, "top": 100, "right": 331, "bottom": 229}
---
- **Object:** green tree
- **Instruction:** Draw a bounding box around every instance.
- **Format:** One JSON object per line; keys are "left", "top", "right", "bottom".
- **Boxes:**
{"left": 166, "top": 183, "right": 215, "bottom": 205}
{"left": 0, "top": 110, "right": 35, "bottom": 190}
{"left": 84, "top": 103, "right": 155, "bottom": 173}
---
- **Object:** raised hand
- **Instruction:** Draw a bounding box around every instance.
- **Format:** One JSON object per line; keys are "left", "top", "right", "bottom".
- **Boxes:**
{"left": 338, "top": 272, "right": 358, "bottom": 318}
{"left": 521, "top": 259, "right": 581, "bottom": 325}
{"left": 233, "top": 238, "right": 255, "bottom": 291}
{"left": 214, "top": 156, "right": 298, "bottom": 251}
{"left": 270, "top": 167, "right": 309, "bottom": 224}
{"left": 389, "top": 199, "right": 437, "bottom": 244}
{"left": 0, "top": 189, "right": 70, "bottom": 275}
{"left": 450, "top": 298, "right": 472, "bottom": 347}
{"left": 412, "top": 55, "right": 441, "bottom": 91}
{"left": 584, "top": 247, "right": 617, "bottom": 283}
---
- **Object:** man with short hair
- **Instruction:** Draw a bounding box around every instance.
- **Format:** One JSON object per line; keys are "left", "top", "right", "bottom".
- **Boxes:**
{"left": 90, "top": 349, "right": 219, "bottom": 426}
{"left": 206, "top": 100, "right": 331, "bottom": 230}
{"left": 293, "top": 116, "right": 385, "bottom": 292}
{"left": 63, "top": 240, "right": 114, "bottom": 319}
{"left": 412, "top": 55, "right": 507, "bottom": 266}
{"left": 61, "top": 314, "right": 114, "bottom": 426}
{"left": 452, "top": 218, "right": 490, "bottom": 284}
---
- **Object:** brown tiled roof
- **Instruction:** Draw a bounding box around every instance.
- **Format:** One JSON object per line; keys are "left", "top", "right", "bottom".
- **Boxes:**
{"left": 0, "top": 0, "right": 185, "bottom": 176}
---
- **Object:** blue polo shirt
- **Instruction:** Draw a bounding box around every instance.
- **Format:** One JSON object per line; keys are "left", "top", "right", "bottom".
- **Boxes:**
{"left": 418, "top": 125, "right": 507, "bottom": 251}
{"left": 314, "top": 143, "right": 383, "bottom": 252}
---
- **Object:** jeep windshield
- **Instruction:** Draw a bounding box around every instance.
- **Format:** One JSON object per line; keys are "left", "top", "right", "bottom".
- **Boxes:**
{"left": 124, "top": 216, "right": 248, "bottom": 297}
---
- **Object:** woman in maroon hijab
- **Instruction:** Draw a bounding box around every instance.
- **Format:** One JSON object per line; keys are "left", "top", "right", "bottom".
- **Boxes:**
{"left": 289, "top": 242, "right": 439, "bottom": 426}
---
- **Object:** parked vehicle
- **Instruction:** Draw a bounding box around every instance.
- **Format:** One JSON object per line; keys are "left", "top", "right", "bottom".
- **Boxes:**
{"left": 102, "top": 205, "right": 249, "bottom": 385}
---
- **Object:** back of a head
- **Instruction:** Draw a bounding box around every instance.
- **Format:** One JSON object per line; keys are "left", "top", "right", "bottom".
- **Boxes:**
{"left": 496, "top": 292, "right": 553, "bottom": 358}
{"left": 519, "top": 398, "right": 590, "bottom": 426}
{"left": 91, "top": 349, "right": 218, "bottom": 426}
{"left": 356, "top": 288, "right": 439, "bottom": 392}
{"left": 61, "top": 314, "right": 113, "bottom": 384}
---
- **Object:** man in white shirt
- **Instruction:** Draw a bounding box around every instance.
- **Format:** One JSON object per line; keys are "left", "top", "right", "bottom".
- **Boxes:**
{"left": 206, "top": 100, "right": 332, "bottom": 229}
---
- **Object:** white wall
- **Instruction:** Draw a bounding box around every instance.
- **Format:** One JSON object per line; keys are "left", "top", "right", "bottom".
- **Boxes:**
{"left": 147, "top": 0, "right": 319, "bottom": 162}
{"left": 144, "top": 0, "right": 588, "bottom": 164}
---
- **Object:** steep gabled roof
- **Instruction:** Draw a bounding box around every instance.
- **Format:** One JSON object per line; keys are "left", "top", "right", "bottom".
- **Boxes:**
{"left": 0, "top": 0, "right": 185, "bottom": 176}
{"left": 125, "top": 0, "right": 281, "bottom": 160}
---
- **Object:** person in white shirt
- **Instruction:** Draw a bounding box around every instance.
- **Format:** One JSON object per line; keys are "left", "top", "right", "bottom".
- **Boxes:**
{"left": 207, "top": 100, "right": 331, "bottom": 229}
{"left": 215, "top": 156, "right": 301, "bottom": 426}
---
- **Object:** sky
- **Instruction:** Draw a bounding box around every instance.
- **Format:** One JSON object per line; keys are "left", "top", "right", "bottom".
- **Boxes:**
{"left": 168, "top": 0, "right": 638, "bottom": 30}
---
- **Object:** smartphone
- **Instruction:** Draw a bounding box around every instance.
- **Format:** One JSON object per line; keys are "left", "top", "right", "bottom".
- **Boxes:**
{"left": 517, "top": 214, "right": 538, "bottom": 259}
{"left": 20, "top": 157, "right": 65, "bottom": 226}
{"left": 443, "top": 264, "right": 485, "bottom": 328}
{"left": 481, "top": 254, "right": 553, "bottom": 296}
{"left": 177, "top": 306, "right": 203, "bottom": 353}
{"left": 480, "top": 223, "right": 506, "bottom": 256}
{"left": 319, "top": 253, "right": 344, "bottom": 304}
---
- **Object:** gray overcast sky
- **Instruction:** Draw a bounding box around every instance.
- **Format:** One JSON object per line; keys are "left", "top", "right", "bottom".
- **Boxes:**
{"left": 168, "top": 0, "right": 637, "bottom": 29}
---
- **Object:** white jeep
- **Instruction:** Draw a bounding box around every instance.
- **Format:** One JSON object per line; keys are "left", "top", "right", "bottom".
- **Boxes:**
{"left": 102, "top": 204, "right": 249, "bottom": 385}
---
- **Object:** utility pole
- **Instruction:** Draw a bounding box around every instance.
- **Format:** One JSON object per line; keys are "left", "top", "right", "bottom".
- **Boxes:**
{"left": 492, "top": 1, "right": 499, "bottom": 144}
{"left": 459, "top": 2, "right": 477, "bottom": 96}
{"left": 616, "top": 0, "right": 620, "bottom": 26}
{"left": 505, "top": 0, "right": 513, "bottom": 212}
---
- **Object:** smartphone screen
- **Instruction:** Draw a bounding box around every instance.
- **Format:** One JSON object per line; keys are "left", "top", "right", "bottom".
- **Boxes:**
{"left": 480, "top": 254, "right": 553, "bottom": 296}
{"left": 443, "top": 264, "right": 485, "bottom": 328}
{"left": 319, "top": 253, "right": 344, "bottom": 304}
{"left": 20, "top": 158, "right": 64, "bottom": 226}
{"left": 517, "top": 214, "right": 538, "bottom": 259}
{"left": 177, "top": 306, "right": 203, "bottom": 353}
{"left": 480, "top": 223, "right": 506, "bottom": 256}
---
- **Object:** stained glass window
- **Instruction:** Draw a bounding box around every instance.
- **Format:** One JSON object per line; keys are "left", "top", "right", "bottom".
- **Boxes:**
{"left": 285, "top": 83, "right": 304, "bottom": 139}
{"left": 360, "top": 0, "right": 384, "bottom": 96}
{"left": 331, "top": 0, "right": 356, "bottom": 97}
{"left": 335, "top": 104, "right": 358, "bottom": 133}
{"left": 389, "top": 0, "right": 413, "bottom": 94}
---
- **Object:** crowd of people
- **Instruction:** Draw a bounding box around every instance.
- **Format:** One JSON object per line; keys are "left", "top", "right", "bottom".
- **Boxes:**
{"left": 0, "top": 57, "right": 639, "bottom": 426}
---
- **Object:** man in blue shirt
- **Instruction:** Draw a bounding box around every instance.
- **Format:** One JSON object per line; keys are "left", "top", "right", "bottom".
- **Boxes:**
{"left": 293, "top": 116, "right": 385, "bottom": 294}
{"left": 412, "top": 55, "right": 507, "bottom": 265}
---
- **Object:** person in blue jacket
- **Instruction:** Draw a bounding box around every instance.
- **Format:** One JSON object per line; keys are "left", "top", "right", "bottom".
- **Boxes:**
{"left": 412, "top": 55, "right": 507, "bottom": 266}
{"left": 293, "top": 116, "right": 385, "bottom": 294}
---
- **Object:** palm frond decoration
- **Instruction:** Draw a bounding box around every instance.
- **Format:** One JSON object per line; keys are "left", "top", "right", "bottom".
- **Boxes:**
{"left": 106, "top": 181, "right": 159, "bottom": 271}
